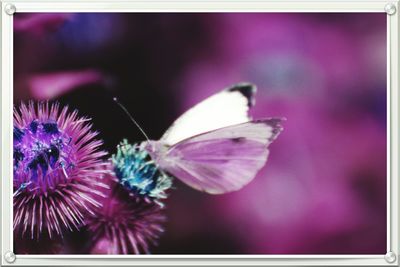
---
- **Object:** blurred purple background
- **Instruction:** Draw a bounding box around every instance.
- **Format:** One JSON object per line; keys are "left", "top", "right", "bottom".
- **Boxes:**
{"left": 14, "top": 13, "right": 387, "bottom": 254}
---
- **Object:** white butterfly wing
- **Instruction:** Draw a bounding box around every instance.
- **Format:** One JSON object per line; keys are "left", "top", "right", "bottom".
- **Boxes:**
{"left": 160, "top": 83, "right": 256, "bottom": 146}
{"left": 153, "top": 119, "right": 283, "bottom": 194}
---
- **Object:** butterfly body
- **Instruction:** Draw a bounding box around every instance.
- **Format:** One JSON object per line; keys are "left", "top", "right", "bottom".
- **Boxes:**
{"left": 141, "top": 83, "right": 284, "bottom": 194}
{"left": 144, "top": 141, "right": 174, "bottom": 169}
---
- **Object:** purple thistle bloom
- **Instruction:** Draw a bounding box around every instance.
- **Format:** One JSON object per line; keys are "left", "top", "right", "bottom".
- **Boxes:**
{"left": 87, "top": 168, "right": 165, "bottom": 254}
{"left": 13, "top": 102, "right": 108, "bottom": 239}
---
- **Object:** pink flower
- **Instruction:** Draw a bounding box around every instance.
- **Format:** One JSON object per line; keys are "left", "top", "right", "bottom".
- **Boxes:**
{"left": 28, "top": 70, "right": 105, "bottom": 100}
{"left": 86, "top": 167, "right": 166, "bottom": 254}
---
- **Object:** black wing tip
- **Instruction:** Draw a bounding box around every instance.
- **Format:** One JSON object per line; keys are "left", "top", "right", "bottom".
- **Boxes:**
{"left": 255, "top": 117, "right": 285, "bottom": 125}
{"left": 255, "top": 117, "right": 286, "bottom": 141}
{"left": 227, "top": 82, "right": 257, "bottom": 107}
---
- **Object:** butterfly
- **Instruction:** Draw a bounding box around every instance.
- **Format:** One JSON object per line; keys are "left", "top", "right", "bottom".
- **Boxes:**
{"left": 127, "top": 83, "right": 283, "bottom": 195}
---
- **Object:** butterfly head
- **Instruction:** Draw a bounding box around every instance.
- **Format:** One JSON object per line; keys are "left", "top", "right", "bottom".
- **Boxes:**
{"left": 142, "top": 141, "right": 169, "bottom": 164}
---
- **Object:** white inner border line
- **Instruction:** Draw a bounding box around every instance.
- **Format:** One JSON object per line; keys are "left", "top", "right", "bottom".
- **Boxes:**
{"left": 1, "top": 1, "right": 399, "bottom": 266}
{"left": 387, "top": 10, "right": 392, "bottom": 254}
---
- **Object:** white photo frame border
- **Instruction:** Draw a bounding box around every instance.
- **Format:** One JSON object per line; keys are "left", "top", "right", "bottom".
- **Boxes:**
{"left": 1, "top": 1, "right": 399, "bottom": 266}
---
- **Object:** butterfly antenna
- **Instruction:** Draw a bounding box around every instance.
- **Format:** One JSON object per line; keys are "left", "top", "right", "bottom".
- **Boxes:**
{"left": 113, "top": 97, "right": 152, "bottom": 143}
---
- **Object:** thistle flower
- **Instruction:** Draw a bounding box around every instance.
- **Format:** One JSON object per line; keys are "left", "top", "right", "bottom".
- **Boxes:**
{"left": 112, "top": 139, "right": 172, "bottom": 202}
{"left": 13, "top": 102, "right": 108, "bottom": 239}
{"left": 86, "top": 169, "right": 166, "bottom": 254}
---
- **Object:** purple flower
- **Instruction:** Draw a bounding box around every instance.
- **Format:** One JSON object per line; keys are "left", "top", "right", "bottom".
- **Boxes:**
{"left": 87, "top": 167, "right": 165, "bottom": 254}
{"left": 13, "top": 102, "right": 108, "bottom": 239}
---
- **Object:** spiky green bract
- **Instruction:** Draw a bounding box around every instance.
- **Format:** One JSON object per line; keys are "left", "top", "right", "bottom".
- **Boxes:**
{"left": 112, "top": 139, "right": 172, "bottom": 201}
